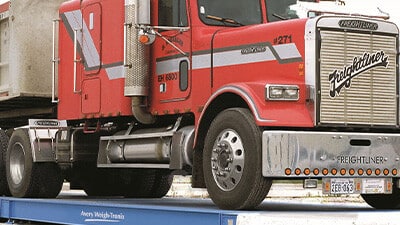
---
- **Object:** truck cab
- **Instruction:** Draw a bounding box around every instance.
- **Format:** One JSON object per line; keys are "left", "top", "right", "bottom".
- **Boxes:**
{"left": 1, "top": 0, "right": 399, "bottom": 210}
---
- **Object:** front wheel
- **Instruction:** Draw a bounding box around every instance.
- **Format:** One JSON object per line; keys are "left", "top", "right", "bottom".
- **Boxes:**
{"left": 203, "top": 108, "right": 272, "bottom": 210}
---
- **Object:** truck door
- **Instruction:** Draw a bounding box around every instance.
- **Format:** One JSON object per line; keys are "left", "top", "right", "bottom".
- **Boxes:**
{"left": 80, "top": 2, "right": 102, "bottom": 115}
{"left": 152, "top": 0, "right": 191, "bottom": 103}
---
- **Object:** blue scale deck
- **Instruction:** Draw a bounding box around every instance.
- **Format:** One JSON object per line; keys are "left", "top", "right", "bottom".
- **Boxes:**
{"left": 1, "top": 195, "right": 399, "bottom": 225}
{"left": 0, "top": 197, "right": 238, "bottom": 225}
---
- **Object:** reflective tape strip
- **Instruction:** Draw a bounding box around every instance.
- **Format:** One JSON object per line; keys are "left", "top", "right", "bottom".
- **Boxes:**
{"left": 63, "top": 10, "right": 123, "bottom": 80}
{"left": 64, "top": 10, "right": 100, "bottom": 69}
{"left": 192, "top": 53, "right": 211, "bottom": 71}
{"left": 156, "top": 57, "right": 190, "bottom": 75}
{"left": 213, "top": 47, "right": 276, "bottom": 68}
{"left": 273, "top": 43, "right": 302, "bottom": 62}
{"left": 156, "top": 43, "right": 303, "bottom": 75}
{"left": 105, "top": 65, "right": 125, "bottom": 80}
{"left": 63, "top": 10, "right": 302, "bottom": 79}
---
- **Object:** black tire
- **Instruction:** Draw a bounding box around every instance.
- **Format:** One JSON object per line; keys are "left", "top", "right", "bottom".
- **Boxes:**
{"left": 6, "top": 129, "right": 63, "bottom": 198}
{"left": 79, "top": 167, "right": 173, "bottom": 198}
{"left": 81, "top": 173, "right": 116, "bottom": 196}
{"left": 75, "top": 164, "right": 121, "bottom": 196}
{"left": 0, "top": 130, "right": 10, "bottom": 196}
{"left": 203, "top": 108, "right": 272, "bottom": 210}
{"left": 124, "top": 169, "right": 173, "bottom": 198}
{"left": 362, "top": 188, "right": 400, "bottom": 209}
{"left": 150, "top": 170, "right": 173, "bottom": 198}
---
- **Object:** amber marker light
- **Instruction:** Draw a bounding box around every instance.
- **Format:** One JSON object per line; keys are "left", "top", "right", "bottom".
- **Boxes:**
{"left": 313, "top": 168, "right": 320, "bottom": 175}
{"left": 139, "top": 34, "right": 150, "bottom": 44}
{"left": 387, "top": 182, "right": 393, "bottom": 192}
{"left": 295, "top": 168, "right": 302, "bottom": 176}
{"left": 331, "top": 168, "right": 338, "bottom": 175}
{"left": 340, "top": 168, "right": 346, "bottom": 176}
{"left": 285, "top": 168, "right": 292, "bottom": 176}
{"left": 298, "top": 63, "right": 305, "bottom": 76}
{"left": 358, "top": 169, "right": 364, "bottom": 176}
{"left": 366, "top": 169, "right": 373, "bottom": 176}
{"left": 375, "top": 169, "right": 381, "bottom": 175}
{"left": 304, "top": 168, "right": 311, "bottom": 176}
{"left": 356, "top": 182, "right": 361, "bottom": 192}
{"left": 392, "top": 169, "right": 398, "bottom": 176}
{"left": 349, "top": 168, "right": 355, "bottom": 176}
{"left": 324, "top": 181, "right": 330, "bottom": 192}
{"left": 383, "top": 169, "right": 390, "bottom": 176}
{"left": 322, "top": 168, "right": 329, "bottom": 176}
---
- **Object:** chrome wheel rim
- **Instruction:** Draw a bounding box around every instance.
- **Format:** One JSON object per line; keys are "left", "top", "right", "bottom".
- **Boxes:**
{"left": 10, "top": 142, "right": 25, "bottom": 185}
{"left": 210, "top": 129, "right": 245, "bottom": 191}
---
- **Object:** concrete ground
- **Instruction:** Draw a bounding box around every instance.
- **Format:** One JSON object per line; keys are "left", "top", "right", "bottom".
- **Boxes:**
{"left": 167, "top": 176, "right": 366, "bottom": 204}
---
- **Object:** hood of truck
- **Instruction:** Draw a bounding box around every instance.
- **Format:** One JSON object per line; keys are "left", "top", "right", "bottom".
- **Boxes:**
{"left": 209, "top": 18, "right": 308, "bottom": 88}
{"left": 204, "top": 18, "right": 312, "bottom": 127}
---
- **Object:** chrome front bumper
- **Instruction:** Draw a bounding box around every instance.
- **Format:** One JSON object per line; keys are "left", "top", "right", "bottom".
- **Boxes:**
{"left": 262, "top": 131, "right": 400, "bottom": 177}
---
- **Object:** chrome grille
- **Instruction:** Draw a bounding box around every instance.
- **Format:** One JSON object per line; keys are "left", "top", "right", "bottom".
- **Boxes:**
{"left": 319, "top": 30, "right": 397, "bottom": 126}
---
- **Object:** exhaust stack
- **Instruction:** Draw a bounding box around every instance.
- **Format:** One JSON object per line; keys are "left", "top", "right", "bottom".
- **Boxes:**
{"left": 124, "top": 0, "right": 155, "bottom": 124}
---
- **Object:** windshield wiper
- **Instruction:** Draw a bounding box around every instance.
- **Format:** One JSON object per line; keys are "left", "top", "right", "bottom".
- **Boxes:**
{"left": 206, "top": 14, "right": 244, "bottom": 27}
{"left": 272, "top": 13, "right": 288, "bottom": 20}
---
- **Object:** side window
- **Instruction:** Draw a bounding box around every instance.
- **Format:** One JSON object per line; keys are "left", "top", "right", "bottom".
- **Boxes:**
{"left": 179, "top": 60, "right": 189, "bottom": 91}
{"left": 158, "top": 0, "right": 188, "bottom": 27}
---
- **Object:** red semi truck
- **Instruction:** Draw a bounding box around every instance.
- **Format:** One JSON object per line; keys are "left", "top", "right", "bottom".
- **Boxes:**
{"left": 0, "top": 0, "right": 399, "bottom": 210}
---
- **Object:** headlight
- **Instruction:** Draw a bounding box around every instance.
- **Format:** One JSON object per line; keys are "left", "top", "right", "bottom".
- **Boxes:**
{"left": 266, "top": 84, "right": 299, "bottom": 101}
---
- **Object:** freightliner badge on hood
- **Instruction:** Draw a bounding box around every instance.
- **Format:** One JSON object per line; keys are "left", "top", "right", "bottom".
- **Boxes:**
{"left": 328, "top": 51, "right": 389, "bottom": 98}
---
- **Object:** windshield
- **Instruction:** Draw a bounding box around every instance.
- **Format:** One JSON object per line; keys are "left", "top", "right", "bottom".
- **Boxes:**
{"left": 198, "top": 0, "right": 262, "bottom": 26}
{"left": 266, "top": 0, "right": 389, "bottom": 22}
{"left": 266, "top": 0, "right": 303, "bottom": 22}
{"left": 197, "top": 0, "right": 384, "bottom": 26}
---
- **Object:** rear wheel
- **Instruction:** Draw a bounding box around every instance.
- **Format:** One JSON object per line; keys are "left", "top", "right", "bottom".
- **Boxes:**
{"left": 6, "top": 129, "right": 63, "bottom": 198}
{"left": 124, "top": 169, "right": 173, "bottom": 198}
{"left": 80, "top": 168, "right": 120, "bottom": 196}
{"left": 0, "top": 130, "right": 10, "bottom": 196}
{"left": 361, "top": 187, "right": 400, "bottom": 209}
{"left": 150, "top": 170, "right": 174, "bottom": 198}
{"left": 79, "top": 167, "right": 173, "bottom": 198}
{"left": 203, "top": 108, "right": 272, "bottom": 210}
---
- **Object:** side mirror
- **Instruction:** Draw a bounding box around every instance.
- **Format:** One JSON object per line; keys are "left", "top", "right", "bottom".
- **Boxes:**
{"left": 307, "top": 11, "right": 318, "bottom": 18}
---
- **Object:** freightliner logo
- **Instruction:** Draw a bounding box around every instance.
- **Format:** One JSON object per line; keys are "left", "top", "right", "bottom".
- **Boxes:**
{"left": 328, "top": 51, "right": 389, "bottom": 98}
{"left": 339, "top": 20, "right": 378, "bottom": 30}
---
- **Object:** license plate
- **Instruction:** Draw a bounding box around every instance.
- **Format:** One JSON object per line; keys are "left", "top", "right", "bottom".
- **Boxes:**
{"left": 330, "top": 179, "right": 355, "bottom": 194}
